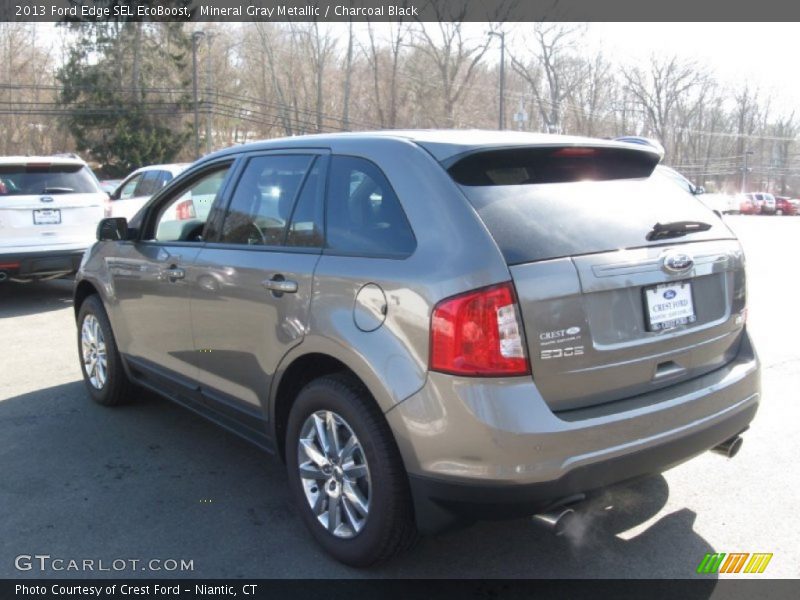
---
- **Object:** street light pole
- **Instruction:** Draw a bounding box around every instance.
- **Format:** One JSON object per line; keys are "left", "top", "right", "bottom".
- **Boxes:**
{"left": 488, "top": 31, "right": 505, "bottom": 130}
{"left": 205, "top": 33, "right": 214, "bottom": 155}
{"left": 191, "top": 31, "right": 205, "bottom": 160}
{"left": 741, "top": 150, "right": 753, "bottom": 193}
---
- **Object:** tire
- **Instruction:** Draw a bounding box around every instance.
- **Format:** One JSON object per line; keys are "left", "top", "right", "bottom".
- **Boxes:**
{"left": 285, "top": 374, "right": 417, "bottom": 567}
{"left": 76, "top": 294, "right": 134, "bottom": 406}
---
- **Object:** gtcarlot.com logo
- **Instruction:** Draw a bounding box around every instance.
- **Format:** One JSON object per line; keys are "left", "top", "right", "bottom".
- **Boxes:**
{"left": 15, "top": 554, "right": 194, "bottom": 573}
{"left": 696, "top": 552, "right": 773, "bottom": 574}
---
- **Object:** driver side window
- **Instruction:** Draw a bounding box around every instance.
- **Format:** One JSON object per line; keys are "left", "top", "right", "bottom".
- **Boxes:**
{"left": 219, "top": 154, "right": 314, "bottom": 246}
{"left": 152, "top": 165, "right": 231, "bottom": 243}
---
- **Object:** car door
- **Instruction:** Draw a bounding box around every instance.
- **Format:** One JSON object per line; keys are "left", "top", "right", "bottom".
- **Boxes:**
{"left": 108, "top": 160, "right": 237, "bottom": 393}
{"left": 190, "top": 151, "right": 327, "bottom": 420}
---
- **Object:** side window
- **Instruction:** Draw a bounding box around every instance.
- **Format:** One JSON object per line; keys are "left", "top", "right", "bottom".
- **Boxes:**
{"left": 220, "top": 154, "right": 313, "bottom": 246}
{"left": 286, "top": 159, "right": 325, "bottom": 248}
{"left": 118, "top": 174, "right": 142, "bottom": 200}
{"left": 152, "top": 165, "right": 232, "bottom": 243}
{"left": 326, "top": 156, "right": 416, "bottom": 258}
{"left": 135, "top": 171, "right": 162, "bottom": 197}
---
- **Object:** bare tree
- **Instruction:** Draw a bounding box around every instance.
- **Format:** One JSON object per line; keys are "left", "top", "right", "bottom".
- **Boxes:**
{"left": 510, "top": 23, "right": 586, "bottom": 134}
{"left": 364, "top": 19, "right": 409, "bottom": 128}
{"left": 621, "top": 55, "right": 710, "bottom": 155}
{"left": 413, "top": 4, "right": 492, "bottom": 126}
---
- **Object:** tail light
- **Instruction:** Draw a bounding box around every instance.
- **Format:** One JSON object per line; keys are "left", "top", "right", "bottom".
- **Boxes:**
{"left": 175, "top": 199, "right": 196, "bottom": 220}
{"left": 430, "top": 282, "right": 530, "bottom": 376}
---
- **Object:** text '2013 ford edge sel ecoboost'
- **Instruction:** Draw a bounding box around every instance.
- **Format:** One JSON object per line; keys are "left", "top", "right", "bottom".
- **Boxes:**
{"left": 73, "top": 131, "right": 759, "bottom": 566}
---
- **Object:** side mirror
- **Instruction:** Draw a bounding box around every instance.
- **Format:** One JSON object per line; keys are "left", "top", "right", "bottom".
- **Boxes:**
{"left": 97, "top": 217, "right": 128, "bottom": 241}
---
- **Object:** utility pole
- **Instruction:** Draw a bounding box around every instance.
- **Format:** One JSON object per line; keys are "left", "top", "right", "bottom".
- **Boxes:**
{"left": 741, "top": 150, "right": 753, "bottom": 193}
{"left": 205, "top": 32, "right": 215, "bottom": 155}
{"left": 191, "top": 31, "right": 205, "bottom": 160}
{"left": 488, "top": 30, "right": 505, "bottom": 130}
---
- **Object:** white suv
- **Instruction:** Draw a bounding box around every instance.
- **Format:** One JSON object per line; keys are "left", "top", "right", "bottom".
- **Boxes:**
{"left": 0, "top": 155, "right": 105, "bottom": 282}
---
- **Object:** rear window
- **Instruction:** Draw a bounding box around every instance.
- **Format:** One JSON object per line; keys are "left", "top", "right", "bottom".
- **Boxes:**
{"left": 450, "top": 148, "right": 732, "bottom": 265}
{"left": 0, "top": 163, "right": 100, "bottom": 196}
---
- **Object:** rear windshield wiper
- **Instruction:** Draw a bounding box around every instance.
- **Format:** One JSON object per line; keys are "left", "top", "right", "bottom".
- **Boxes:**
{"left": 646, "top": 220, "right": 712, "bottom": 241}
{"left": 41, "top": 187, "right": 75, "bottom": 194}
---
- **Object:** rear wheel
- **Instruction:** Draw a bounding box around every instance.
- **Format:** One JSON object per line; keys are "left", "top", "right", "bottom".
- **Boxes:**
{"left": 285, "top": 374, "right": 417, "bottom": 567}
{"left": 77, "top": 294, "right": 134, "bottom": 406}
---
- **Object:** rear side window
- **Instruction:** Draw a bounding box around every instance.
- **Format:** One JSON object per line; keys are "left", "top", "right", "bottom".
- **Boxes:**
{"left": 0, "top": 163, "right": 99, "bottom": 196}
{"left": 450, "top": 148, "right": 732, "bottom": 265}
{"left": 326, "top": 156, "right": 416, "bottom": 258}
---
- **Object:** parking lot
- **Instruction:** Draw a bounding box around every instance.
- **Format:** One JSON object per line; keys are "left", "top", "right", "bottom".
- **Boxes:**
{"left": 1, "top": 215, "right": 798, "bottom": 579}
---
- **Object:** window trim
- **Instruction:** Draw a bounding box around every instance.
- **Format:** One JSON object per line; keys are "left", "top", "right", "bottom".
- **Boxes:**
{"left": 322, "top": 154, "right": 417, "bottom": 260}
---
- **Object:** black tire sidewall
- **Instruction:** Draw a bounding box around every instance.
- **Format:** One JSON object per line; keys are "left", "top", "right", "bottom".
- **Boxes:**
{"left": 285, "top": 377, "right": 411, "bottom": 567}
{"left": 76, "top": 295, "right": 128, "bottom": 405}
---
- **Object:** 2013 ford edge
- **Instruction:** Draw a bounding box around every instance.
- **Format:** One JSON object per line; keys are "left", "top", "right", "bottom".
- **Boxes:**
{"left": 74, "top": 131, "right": 760, "bottom": 566}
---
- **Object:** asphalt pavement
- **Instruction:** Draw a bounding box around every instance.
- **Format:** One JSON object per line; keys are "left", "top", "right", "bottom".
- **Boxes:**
{"left": 1, "top": 215, "right": 798, "bottom": 579}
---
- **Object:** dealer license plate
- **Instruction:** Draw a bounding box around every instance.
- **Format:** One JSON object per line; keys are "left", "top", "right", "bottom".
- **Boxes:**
{"left": 644, "top": 281, "right": 696, "bottom": 331}
{"left": 33, "top": 209, "right": 61, "bottom": 225}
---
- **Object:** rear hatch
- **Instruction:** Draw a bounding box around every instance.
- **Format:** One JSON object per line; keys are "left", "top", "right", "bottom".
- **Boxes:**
{"left": 447, "top": 144, "right": 746, "bottom": 413}
{"left": 0, "top": 161, "right": 105, "bottom": 250}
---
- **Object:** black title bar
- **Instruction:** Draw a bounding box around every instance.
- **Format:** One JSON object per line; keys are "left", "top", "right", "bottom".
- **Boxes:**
{"left": 3, "top": 0, "right": 800, "bottom": 22}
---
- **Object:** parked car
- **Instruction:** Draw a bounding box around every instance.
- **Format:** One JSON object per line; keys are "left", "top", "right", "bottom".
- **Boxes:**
{"left": 737, "top": 194, "right": 758, "bottom": 214}
{"left": 75, "top": 131, "right": 759, "bottom": 566}
{"left": 774, "top": 196, "right": 796, "bottom": 216}
{"left": 698, "top": 192, "right": 739, "bottom": 215}
{"left": 107, "top": 164, "right": 189, "bottom": 220}
{"left": 744, "top": 192, "right": 776, "bottom": 215}
{"left": 0, "top": 155, "right": 105, "bottom": 282}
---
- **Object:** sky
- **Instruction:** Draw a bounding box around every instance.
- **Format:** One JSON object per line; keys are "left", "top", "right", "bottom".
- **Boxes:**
{"left": 32, "top": 21, "right": 800, "bottom": 116}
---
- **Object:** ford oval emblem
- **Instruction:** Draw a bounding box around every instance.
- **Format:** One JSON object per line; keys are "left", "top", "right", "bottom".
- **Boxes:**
{"left": 40, "top": 196, "right": 54, "bottom": 203}
{"left": 662, "top": 251, "right": 694, "bottom": 274}
{"left": 663, "top": 290, "right": 677, "bottom": 300}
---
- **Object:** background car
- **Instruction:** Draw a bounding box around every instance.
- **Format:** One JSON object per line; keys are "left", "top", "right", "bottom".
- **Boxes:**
{"left": 106, "top": 163, "right": 189, "bottom": 220}
{"left": 774, "top": 196, "right": 796, "bottom": 216}
{"left": 744, "top": 192, "right": 776, "bottom": 214}
{"left": 0, "top": 155, "right": 105, "bottom": 281}
{"left": 737, "top": 194, "right": 758, "bottom": 214}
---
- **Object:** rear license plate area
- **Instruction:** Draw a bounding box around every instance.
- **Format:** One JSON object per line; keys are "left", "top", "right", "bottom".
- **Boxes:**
{"left": 33, "top": 209, "right": 61, "bottom": 225}
{"left": 643, "top": 281, "right": 696, "bottom": 331}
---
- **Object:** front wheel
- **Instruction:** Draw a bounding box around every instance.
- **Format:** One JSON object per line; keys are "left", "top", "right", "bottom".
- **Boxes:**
{"left": 285, "top": 374, "right": 417, "bottom": 567}
{"left": 77, "top": 294, "right": 134, "bottom": 406}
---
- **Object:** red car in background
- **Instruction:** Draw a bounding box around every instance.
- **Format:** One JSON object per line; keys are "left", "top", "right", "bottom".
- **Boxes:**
{"left": 774, "top": 196, "right": 797, "bottom": 216}
{"left": 738, "top": 194, "right": 759, "bottom": 214}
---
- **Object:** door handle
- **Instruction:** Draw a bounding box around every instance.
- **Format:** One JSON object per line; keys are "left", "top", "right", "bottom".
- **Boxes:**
{"left": 262, "top": 276, "right": 298, "bottom": 294}
{"left": 163, "top": 266, "right": 185, "bottom": 281}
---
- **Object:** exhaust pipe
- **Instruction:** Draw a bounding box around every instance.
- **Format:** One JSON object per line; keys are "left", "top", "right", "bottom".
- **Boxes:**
{"left": 532, "top": 506, "right": 577, "bottom": 536}
{"left": 711, "top": 435, "right": 743, "bottom": 459}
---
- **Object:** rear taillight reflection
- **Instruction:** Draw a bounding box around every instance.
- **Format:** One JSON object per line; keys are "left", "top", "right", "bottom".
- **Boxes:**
{"left": 175, "top": 199, "right": 196, "bottom": 220}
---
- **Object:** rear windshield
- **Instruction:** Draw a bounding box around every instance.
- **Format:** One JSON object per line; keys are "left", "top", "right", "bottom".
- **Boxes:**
{"left": 450, "top": 149, "right": 732, "bottom": 265}
{"left": 0, "top": 164, "right": 100, "bottom": 196}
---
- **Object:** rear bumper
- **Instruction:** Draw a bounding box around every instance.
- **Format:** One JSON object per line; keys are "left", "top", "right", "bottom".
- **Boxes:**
{"left": 0, "top": 248, "right": 86, "bottom": 279}
{"left": 386, "top": 330, "right": 760, "bottom": 532}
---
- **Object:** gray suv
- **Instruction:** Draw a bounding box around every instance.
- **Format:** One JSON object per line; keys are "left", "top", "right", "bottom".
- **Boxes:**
{"left": 74, "top": 131, "right": 760, "bottom": 566}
